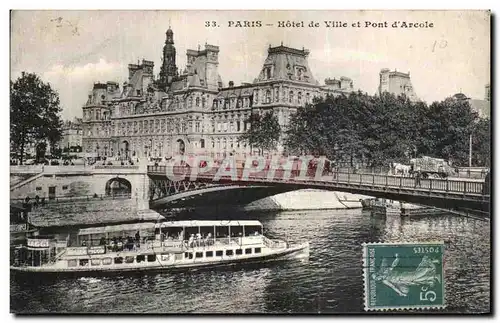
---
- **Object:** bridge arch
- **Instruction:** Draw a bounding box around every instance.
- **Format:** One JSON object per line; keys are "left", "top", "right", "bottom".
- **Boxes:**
{"left": 105, "top": 177, "right": 132, "bottom": 197}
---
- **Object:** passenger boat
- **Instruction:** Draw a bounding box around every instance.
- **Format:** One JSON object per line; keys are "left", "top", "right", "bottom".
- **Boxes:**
{"left": 370, "top": 199, "right": 446, "bottom": 217}
{"left": 10, "top": 204, "right": 38, "bottom": 244}
{"left": 10, "top": 220, "right": 309, "bottom": 275}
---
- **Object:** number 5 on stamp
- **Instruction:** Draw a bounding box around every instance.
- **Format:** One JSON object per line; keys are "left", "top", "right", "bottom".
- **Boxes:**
{"left": 363, "top": 242, "right": 445, "bottom": 311}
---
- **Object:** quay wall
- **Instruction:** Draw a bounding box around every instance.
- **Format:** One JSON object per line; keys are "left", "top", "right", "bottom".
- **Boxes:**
{"left": 245, "top": 189, "right": 368, "bottom": 211}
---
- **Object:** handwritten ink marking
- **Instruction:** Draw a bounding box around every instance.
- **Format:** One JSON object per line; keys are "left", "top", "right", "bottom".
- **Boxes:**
{"left": 432, "top": 40, "right": 448, "bottom": 52}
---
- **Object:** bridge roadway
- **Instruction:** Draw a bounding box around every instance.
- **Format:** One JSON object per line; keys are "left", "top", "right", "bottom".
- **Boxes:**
{"left": 147, "top": 165, "right": 490, "bottom": 216}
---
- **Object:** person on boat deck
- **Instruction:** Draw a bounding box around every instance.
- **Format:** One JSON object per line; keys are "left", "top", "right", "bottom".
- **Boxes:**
{"left": 135, "top": 231, "right": 141, "bottom": 244}
{"left": 117, "top": 238, "right": 123, "bottom": 251}
{"left": 188, "top": 234, "right": 195, "bottom": 248}
{"left": 126, "top": 237, "right": 134, "bottom": 251}
{"left": 81, "top": 240, "right": 87, "bottom": 247}
{"left": 109, "top": 240, "right": 116, "bottom": 251}
{"left": 206, "top": 233, "right": 213, "bottom": 245}
{"left": 99, "top": 237, "right": 106, "bottom": 246}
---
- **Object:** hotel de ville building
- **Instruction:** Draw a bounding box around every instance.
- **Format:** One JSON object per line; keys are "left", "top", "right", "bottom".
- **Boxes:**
{"left": 81, "top": 27, "right": 355, "bottom": 160}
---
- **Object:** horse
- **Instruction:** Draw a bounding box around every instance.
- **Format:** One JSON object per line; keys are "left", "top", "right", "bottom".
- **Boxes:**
{"left": 389, "top": 162, "right": 412, "bottom": 177}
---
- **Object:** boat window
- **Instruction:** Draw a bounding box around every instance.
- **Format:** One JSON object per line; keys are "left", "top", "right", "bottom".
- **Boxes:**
{"left": 114, "top": 257, "right": 123, "bottom": 264}
{"left": 254, "top": 247, "right": 261, "bottom": 254}
{"left": 68, "top": 259, "right": 77, "bottom": 267}
{"left": 91, "top": 259, "right": 101, "bottom": 266}
{"left": 236, "top": 249, "right": 242, "bottom": 255}
{"left": 103, "top": 258, "right": 112, "bottom": 265}
{"left": 125, "top": 256, "right": 134, "bottom": 263}
{"left": 136, "top": 255, "right": 145, "bottom": 263}
{"left": 216, "top": 250, "right": 223, "bottom": 257}
{"left": 226, "top": 250, "right": 234, "bottom": 256}
{"left": 147, "top": 255, "right": 156, "bottom": 262}
{"left": 174, "top": 253, "right": 183, "bottom": 261}
{"left": 79, "top": 259, "right": 89, "bottom": 266}
{"left": 195, "top": 252, "right": 203, "bottom": 258}
{"left": 161, "top": 254, "right": 170, "bottom": 261}
{"left": 230, "top": 226, "right": 243, "bottom": 238}
{"left": 245, "top": 248, "right": 252, "bottom": 254}
{"left": 215, "top": 226, "right": 229, "bottom": 239}
{"left": 206, "top": 251, "right": 213, "bottom": 257}
{"left": 187, "top": 252, "right": 193, "bottom": 260}
{"left": 245, "top": 226, "right": 262, "bottom": 236}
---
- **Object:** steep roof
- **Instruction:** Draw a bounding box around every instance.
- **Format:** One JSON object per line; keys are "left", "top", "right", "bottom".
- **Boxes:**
{"left": 254, "top": 45, "right": 319, "bottom": 85}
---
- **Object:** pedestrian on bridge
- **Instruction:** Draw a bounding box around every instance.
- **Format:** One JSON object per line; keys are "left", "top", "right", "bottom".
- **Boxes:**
{"left": 414, "top": 168, "right": 422, "bottom": 188}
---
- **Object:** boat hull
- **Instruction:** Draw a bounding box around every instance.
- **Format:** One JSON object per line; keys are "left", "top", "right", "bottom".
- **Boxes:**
{"left": 10, "top": 243, "right": 309, "bottom": 276}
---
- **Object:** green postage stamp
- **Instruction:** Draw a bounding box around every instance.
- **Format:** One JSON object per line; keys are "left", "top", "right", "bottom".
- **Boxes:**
{"left": 363, "top": 242, "right": 445, "bottom": 311}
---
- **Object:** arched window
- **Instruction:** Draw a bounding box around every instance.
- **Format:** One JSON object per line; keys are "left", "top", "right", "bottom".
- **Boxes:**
{"left": 202, "top": 97, "right": 206, "bottom": 108}
{"left": 289, "top": 91, "right": 294, "bottom": 103}
{"left": 266, "top": 90, "right": 271, "bottom": 104}
{"left": 298, "top": 92, "right": 302, "bottom": 104}
{"left": 189, "top": 97, "right": 193, "bottom": 107}
{"left": 306, "top": 93, "right": 310, "bottom": 104}
{"left": 195, "top": 97, "right": 200, "bottom": 107}
{"left": 237, "top": 98, "right": 242, "bottom": 108}
{"left": 212, "top": 99, "right": 218, "bottom": 109}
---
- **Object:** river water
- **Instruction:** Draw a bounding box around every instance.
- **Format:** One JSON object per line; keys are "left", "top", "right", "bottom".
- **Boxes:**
{"left": 10, "top": 209, "right": 490, "bottom": 314}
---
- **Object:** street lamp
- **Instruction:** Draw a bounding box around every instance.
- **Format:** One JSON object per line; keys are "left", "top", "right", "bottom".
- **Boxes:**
{"left": 469, "top": 133, "right": 473, "bottom": 167}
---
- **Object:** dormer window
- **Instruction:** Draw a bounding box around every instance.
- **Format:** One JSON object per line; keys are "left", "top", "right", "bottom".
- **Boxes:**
{"left": 265, "top": 67, "right": 272, "bottom": 79}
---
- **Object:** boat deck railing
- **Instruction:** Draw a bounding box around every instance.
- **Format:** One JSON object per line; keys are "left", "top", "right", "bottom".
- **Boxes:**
{"left": 262, "top": 236, "right": 287, "bottom": 249}
{"left": 62, "top": 235, "right": 275, "bottom": 256}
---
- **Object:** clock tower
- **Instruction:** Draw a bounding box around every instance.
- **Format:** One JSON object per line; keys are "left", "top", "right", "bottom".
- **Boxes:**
{"left": 159, "top": 26, "right": 178, "bottom": 89}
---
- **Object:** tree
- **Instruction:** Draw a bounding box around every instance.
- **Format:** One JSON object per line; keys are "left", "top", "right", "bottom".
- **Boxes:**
{"left": 10, "top": 72, "right": 63, "bottom": 164}
{"left": 419, "top": 98, "right": 478, "bottom": 166}
{"left": 471, "top": 118, "right": 491, "bottom": 167}
{"left": 239, "top": 111, "right": 281, "bottom": 156}
{"left": 284, "top": 91, "right": 485, "bottom": 168}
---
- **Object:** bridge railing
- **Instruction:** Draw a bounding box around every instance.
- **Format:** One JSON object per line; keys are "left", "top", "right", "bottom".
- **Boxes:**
{"left": 147, "top": 166, "right": 487, "bottom": 196}
{"left": 11, "top": 193, "right": 132, "bottom": 205}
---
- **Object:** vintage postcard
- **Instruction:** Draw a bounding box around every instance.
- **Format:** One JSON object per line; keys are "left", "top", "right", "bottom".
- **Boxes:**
{"left": 9, "top": 10, "right": 491, "bottom": 314}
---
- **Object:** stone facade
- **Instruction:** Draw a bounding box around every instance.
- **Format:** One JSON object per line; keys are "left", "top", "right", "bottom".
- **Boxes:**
{"left": 60, "top": 118, "right": 83, "bottom": 151}
{"left": 82, "top": 28, "right": 354, "bottom": 159}
{"left": 378, "top": 68, "right": 419, "bottom": 102}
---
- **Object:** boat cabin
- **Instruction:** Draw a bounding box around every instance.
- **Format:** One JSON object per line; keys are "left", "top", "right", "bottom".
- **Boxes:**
{"left": 75, "top": 220, "right": 264, "bottom": 252}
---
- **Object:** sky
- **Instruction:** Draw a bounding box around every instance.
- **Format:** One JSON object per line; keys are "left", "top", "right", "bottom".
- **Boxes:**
{"left": 10, "top": 10, "right": 490, "bottom": 121}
